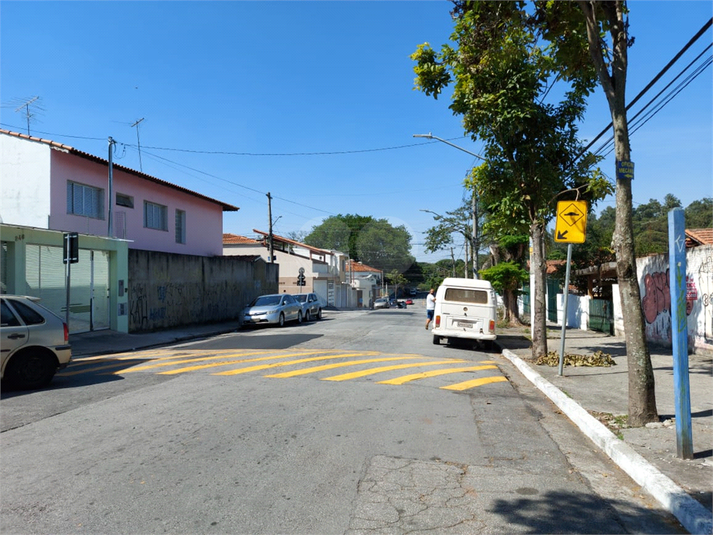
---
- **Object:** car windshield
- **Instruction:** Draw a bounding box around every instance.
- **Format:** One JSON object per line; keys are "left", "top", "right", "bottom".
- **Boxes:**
{"left": 295, "top": 295, "right": 307, "bottom": 303}
{"left": 251, "top": 295, "right": 281, "bottom": 307}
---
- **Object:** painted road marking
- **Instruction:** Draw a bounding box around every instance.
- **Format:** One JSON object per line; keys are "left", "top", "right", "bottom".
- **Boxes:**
{"left": 322, "top": 360, "right": 466, "bottom": 382}
{"left": 265, "top": 357, "right": 427, "bottom": 378}
{"left": 377, "top": 365, "right": 498, "bottom": 385}
{"left": 441, "top": 376, "right": 509, "bottom": 391}
{"left": 58, "top": 349, "right": 510, "bottom": 391}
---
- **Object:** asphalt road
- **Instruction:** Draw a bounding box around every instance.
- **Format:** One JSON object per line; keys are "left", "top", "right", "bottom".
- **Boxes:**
{"left": 0, "top": 308, "right": 683, "bottom": 534}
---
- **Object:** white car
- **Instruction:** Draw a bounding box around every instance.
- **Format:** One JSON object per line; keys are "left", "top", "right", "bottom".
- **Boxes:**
{"left": 241, "top": 294, "right": 303, "bottom": 327}
{"left": 1, "top": 295, "right": 72, "bottom": 390}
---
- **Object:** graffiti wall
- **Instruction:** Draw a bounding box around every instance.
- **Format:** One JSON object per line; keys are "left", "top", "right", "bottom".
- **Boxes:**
{"left": 637, "top": 244, "right": 712, "bottom": 352}
{"left": 128, "top": 250, "right": 279, "bottom": 332}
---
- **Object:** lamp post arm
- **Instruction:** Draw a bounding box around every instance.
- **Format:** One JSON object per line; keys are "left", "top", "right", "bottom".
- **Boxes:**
{"left": 413, "top": 133, "right": 486, "bottom": 161}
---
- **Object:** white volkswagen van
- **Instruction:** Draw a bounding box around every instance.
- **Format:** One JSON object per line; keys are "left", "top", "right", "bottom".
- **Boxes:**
{"left": 432, "top": 277, "right": 497, "bottom": 349}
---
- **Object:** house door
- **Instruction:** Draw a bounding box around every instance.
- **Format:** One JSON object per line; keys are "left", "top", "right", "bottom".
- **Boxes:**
{"left": 25, "top": 244, "right": 110, "bottom": 333}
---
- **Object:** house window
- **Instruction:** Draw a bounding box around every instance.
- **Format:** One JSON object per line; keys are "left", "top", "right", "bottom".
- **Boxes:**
{"left": 67, "top": 181, "right": 104, "bottom": 219}
{"left": 175, "top": 209, "right": 186, "bottom": 244}
{"left": 116, "top": 193, "right": 134, "bottom": 208}
{"left": 144, "top": 201, "right": 168, "bottom": 231}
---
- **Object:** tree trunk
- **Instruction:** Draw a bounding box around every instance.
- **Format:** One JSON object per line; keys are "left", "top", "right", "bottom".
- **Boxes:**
{"left": 578, "top": 0, "right": 658, "bottom": 425}
{"left": 504, "top": 288, "right": 521, "bottom": 326}
{"left": 530, "top": 222, "right": 548, "bottom": 359}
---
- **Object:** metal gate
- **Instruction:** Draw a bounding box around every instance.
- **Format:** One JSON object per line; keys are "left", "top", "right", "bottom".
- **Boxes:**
{"left": 589, "top": 299, "right": 614, "bottom": 335}
{"left": 25, "top": 244, "right": 110, "bottom": 333}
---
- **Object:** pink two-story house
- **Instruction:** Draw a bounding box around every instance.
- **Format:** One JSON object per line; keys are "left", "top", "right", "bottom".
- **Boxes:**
{"left": 0, "top": 128, "right": 238, "bottom": 255}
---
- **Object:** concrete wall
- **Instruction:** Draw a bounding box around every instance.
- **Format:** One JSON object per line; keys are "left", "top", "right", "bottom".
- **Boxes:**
{"left": 128, "top": 250, "right": 278, "bottom": 332}
{"left": 637, "top": 245, "right": 712, "bottom": 352}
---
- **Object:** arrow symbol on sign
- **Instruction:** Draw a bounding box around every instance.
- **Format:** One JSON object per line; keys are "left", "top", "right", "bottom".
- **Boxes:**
{"left": 557, "top": 230, "right": 569, "bottom": 240}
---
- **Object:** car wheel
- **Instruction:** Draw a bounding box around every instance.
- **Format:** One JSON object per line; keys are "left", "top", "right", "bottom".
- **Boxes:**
{"left": 279, "top": 312, "right": 286, "bottom": 327}
{"left": 432, "top": 335, "right": 441, "bottom": 345}
{"left": 316, "top": 308, "right": 322, "bottom": 320}
{"left": 297, "top": 310, "right": 303, "bottom": 324}
{"left": 304, "top": 311, "right": 311, "bottom": 322}
{"left": 5, "top": 349, "right": 57, "bottom": 390}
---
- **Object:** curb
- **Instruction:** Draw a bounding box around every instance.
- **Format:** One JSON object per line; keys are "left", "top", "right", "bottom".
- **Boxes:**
{"left": 501, "top": 348, "right": 713, "bottom": 535}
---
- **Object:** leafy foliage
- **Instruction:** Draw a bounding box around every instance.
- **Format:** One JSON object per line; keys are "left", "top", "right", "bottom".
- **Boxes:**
{"left": 304, "top": 214, "right": 415, "bottom": 274}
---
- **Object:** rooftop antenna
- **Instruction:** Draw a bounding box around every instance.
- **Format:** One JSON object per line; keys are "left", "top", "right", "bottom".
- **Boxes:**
{"left": 15, "top": 96, "right": 40, "bottom": 136}
{"left": 131, "top": 117, "right": 145, "bottom": 171}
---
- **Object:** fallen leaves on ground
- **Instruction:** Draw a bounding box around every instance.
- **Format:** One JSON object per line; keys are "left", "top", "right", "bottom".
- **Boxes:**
{"left": 536, "top": 350, "right": 616, "bottom": 367}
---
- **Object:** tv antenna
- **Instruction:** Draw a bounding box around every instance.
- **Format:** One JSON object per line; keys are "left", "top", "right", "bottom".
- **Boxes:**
{"left": 14, "top": 96, "right": 41, "bottom": 136}
{"left": 131, "top": 117, "right": 145, "bottom": 171}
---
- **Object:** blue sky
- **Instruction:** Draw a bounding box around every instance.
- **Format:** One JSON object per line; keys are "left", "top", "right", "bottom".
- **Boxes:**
{"left": 2, "top": 1, "right": 711, "bottom": 263}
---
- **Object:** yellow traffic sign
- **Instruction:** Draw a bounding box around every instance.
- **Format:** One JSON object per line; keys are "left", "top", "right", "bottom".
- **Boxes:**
{"left": 554, "top": 201, "right": 588, "bottom": 243}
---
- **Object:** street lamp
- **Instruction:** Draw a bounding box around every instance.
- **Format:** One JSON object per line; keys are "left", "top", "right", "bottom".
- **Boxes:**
{"left": 414, "top": 133, "right": 485, "bottom": 278}
{"left": 413, "top": 133, "right": 486, "bottom": 161}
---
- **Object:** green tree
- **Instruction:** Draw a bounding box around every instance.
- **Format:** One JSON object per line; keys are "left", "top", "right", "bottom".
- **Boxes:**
{"left": 480, "top": 261, "right": 529, "bottom": 324}
{"left": 471, "top": 0, "right": 659, "bottom": 425}
{"left": 305, "top": 214, "right": 415, "bottom": 274}
{"left": 685, "top": 198, "right": 713, "bottom": 228}
{"left": 412, "top": 1, "right": 611, "bottom": 359}
{"left": 304, "top": 214, "right": 371, "bottom": 259}
{"left": 422, "top": 195, "right": 487, "bottom": 277}
{"left": 385, "top": 270, "right": 408, "bottom": 298}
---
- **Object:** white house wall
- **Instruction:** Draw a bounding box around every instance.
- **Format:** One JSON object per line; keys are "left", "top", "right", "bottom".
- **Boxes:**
{"left": 0, "top": 134, "right": 52, "bottom": 228}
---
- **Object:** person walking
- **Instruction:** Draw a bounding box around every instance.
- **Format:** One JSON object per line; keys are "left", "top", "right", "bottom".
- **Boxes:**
{"left": 425, "top": 288, "right": 436, "bottom": 330}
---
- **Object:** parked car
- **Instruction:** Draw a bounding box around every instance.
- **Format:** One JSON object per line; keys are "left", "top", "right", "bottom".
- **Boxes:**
{"left": 405, "top": 299, "right": 414, "bottom": 305}
{"left": 295, "top": 292, "right": 323, "bottom": 321}
{"left": 373, "top": 297, "right": 390, "bottom": 309}
{"left": 1, "top": 295, "right": 72, "bottom": 390}
{"left": 241, "top": 294, "right": 303, "bottom": 327}
{"left": 389, "top": 297, "right": 408, "bottom": 309}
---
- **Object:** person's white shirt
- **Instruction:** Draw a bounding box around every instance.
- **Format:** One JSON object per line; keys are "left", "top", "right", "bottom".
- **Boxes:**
{"left": 426, "top": 292, "right": 436, "bottom": 310}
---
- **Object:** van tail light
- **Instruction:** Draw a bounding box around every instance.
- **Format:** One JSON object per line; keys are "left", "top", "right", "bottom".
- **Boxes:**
{"left": 489, "top": 320, "right": 495, "bottom": 333}
{"left": 63, "top": 322, "right": 69, "bottom": 343}
{"left": 435, "top": 315, "right": 441, "bottom": 328}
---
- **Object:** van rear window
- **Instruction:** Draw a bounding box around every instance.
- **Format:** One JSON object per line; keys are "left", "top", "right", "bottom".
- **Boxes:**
{"left": 444, "top": 288, "right": 488, "bottom": 304}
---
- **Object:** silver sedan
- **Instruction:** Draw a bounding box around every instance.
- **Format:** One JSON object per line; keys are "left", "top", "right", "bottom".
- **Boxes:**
{"left": 241, "top": 294, "right": 303, "bottom": 327}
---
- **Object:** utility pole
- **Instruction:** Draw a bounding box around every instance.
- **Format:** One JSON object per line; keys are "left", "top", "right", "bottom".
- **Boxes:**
{"left": 108, "top": 137, "right": 116, "bottom": 237}
{"left": 131, "top": 118, "right": 145, "bottom": 172}
{"left": 472, "top": 190, "right": 479, "bottom": 278}
{"left": 267, "top": 192, "right": 274, "bottom": 262}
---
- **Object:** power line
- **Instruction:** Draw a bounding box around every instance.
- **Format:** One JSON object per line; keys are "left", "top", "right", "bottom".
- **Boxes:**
{"left": 577, "top": 17, "right": 713, "bottom": 162}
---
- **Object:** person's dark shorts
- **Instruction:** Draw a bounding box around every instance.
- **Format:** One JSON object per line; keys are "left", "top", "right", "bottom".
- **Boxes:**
{"left": 426, "top": 309, "right": 434, "bottom": 320}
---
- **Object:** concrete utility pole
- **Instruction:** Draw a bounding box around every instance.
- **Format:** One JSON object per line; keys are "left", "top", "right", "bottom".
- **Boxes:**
{"left": 267, "top": 192, "right": 274, "bottom": 262}
{"left": 108, "top": 137, "right": 116, "bottom": 238}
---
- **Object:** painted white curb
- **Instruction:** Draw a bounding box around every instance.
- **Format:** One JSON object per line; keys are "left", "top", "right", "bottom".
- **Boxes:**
{"left": 502, "top": 349, "right": 713, "bottom": 535}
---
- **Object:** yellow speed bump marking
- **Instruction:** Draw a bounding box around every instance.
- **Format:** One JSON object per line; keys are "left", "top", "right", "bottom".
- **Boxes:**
{"left": 121, "top": 350, "right": 285, "bottom": 373}
{"left": 377, "top": 365, "right": 498, "bottom": 385}
{"left": 441, "top": 376, "right": 509, "bottom": 391}
{"left": 211, "top": 352, "right": 379, "bottom": 376}
{"left": 265, "top": 356, "right": 427, "bottom": 378}
{"left": 158, "top": 351, "right": 372, "bottom": 375}
{"left": 322, "top": 360, "right": 466, "bottom": 382}
{"left": 61, "top": 350, "right": 269, "bottom": 376}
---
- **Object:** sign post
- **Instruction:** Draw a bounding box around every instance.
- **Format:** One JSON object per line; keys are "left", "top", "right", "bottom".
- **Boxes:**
{"left": 554, "top": 201, "right": 588, "bottom": 375}
{"left": 63, "top": 233, "right": 79, "bottom": 327}
{"left": 668, "top": 208, "right": 693, "bottom": 459}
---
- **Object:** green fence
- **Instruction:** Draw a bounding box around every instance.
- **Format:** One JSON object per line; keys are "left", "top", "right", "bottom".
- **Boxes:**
{"left": 589, "top": 299, "right": 614, "bottom": 334}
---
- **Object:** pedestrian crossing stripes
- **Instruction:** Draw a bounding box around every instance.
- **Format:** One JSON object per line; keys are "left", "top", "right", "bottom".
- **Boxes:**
{"left": 61, "top": 349, "right": 508, "bottom": 391}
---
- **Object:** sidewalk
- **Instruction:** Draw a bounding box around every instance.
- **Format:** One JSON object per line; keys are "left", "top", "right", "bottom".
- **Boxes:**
{"left": 496, "top": 325, "right": 712, "bottom": 535}
{"left": 69, "top": 320, "right": 713, "bottom": 534}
